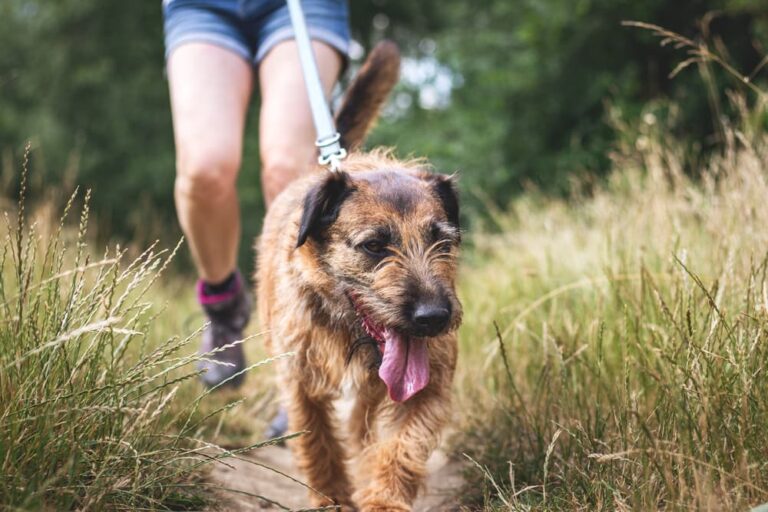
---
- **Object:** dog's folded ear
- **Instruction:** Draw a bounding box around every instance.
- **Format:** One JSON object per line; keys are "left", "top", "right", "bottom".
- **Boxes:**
{"left": 297, "top": 172, "right": 353, "bottom": 248}
{"left": 427, "top": 173, "right": 460, "bottom": 230}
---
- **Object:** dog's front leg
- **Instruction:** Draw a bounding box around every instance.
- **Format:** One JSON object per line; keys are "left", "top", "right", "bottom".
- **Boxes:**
{"left": 349, "top": 377, "right": 385, "bottom": 453}
{"left": 354, "top": 361, "right": 454, "bottom": 511}
{"left": 279, "top": 348, "right": 354, "bottom": 509}
{"left": 286, "top": 385, "right": 353, "bottom": 508}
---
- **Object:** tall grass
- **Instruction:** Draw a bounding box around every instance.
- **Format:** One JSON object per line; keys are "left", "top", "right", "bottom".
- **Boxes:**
{"left": 0, "top": 149, "right": 196, "bottom": 509}
{"left": 454, "top": 85, "right": 768, "bottom": 509}
{"left": 0, "top": 146, "right": 290, "bottom": 510}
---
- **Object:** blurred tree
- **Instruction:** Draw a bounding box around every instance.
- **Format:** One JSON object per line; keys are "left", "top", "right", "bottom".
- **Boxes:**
{"left": 0, "top": 0, "right": 765, "bottom": 268}
{"left": 367, "top": 0, "right": 767, "bottom": 213}
{"left": 0, "top": 0, "right": 175, "bottom": 238}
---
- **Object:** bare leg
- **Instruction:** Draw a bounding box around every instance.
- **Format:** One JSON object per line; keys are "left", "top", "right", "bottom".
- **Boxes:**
{"left": 258, "top": 40, "right": 342, "bottom": 206}
{"left": 258, "top": 40, "right": 343, "bottom": 435}
{"left": 167, "top": 43, "right": 253, "bottom": 283}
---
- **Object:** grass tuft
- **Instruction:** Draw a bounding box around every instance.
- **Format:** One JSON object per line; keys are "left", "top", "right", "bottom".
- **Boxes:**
{"left": 454, "top": 91, "right": 768, "bottom": 509}
{"left": 0, "top": 144, "right": 281, "bottom": 510}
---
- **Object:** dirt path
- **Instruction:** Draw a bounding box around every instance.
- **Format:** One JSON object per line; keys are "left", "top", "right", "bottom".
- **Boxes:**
{"left": 208, "top": 445, "right": 464, "bottom": 511}
{"left": 206, "top": 397, "right": 465, "bottom": 511}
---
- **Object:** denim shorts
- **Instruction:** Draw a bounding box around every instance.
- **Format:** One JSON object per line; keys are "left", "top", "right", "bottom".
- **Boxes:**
{"left": 162, "top": 0, "right": 350, "bottom": 65}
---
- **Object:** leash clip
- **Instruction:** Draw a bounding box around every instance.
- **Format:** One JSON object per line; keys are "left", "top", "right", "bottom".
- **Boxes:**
{"left": 287, "top": 0, "right": 347, "bottom": 173}
{"left": 316, "top": 132, "right": 347, "bottom": 173}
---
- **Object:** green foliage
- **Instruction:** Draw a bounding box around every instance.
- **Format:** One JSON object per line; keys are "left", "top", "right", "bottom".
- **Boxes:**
{"left": 0, "top": 0, "right": 175, "bottom": 231}
{"left": 1, "top": 1, "right": 766, "bottom": 269}
{"left": 370, "top": 0, "right": 767, "bottom": 215}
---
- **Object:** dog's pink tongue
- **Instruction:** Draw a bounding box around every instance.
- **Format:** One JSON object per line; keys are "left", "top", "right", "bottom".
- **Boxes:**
{"left": 378, "top": 329, "right": 429, "bottom": 402}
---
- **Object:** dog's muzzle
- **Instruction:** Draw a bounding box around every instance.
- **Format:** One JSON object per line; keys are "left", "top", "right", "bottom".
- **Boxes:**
{"left": 347, "top": 292, "right": 431, "bottom": 402}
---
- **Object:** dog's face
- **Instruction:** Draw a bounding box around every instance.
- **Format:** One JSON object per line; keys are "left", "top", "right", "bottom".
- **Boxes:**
{"left": 296, "top": 164, "right": 462, "bottom": 402}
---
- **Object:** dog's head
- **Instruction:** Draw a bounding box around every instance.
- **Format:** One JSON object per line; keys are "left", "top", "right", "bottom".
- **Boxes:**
{"left": 295, "top": 153, "right": 462, "bottom": 402}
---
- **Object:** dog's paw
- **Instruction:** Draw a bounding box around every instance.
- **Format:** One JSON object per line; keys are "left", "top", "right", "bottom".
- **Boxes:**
{"left": 360, "top": 505, "right": 410, "bottom": 512}
{"left": 328, "top": 505, "right": 357, "bottom": 512}
{"left": 310, "top": 497, "right": 356, "bottom": 512}
{"left": 358, "top": 497, "right": 410, "bottom": 512}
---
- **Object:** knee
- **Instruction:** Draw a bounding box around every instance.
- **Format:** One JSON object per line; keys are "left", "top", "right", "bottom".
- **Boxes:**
{"left": 261, "top": 147, "right": 310, "bottom": 202}
{"left": 175, "top": 147, "right": 240, "bottom": 203}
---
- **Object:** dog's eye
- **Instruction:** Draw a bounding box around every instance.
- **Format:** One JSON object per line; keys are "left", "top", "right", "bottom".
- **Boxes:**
{"left": 431, "top": 224, "right": 443, "bottom": 242}
{"left": 361, "top": 240, "right": 388, "bottom": 257}
{"left": 431, "top": 224, "right": 454, "bottom": 252}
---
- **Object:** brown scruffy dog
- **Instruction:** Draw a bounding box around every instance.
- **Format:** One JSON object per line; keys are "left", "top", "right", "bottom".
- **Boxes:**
{"left": 256, "top": 42, "right": 461, "bottom": 511}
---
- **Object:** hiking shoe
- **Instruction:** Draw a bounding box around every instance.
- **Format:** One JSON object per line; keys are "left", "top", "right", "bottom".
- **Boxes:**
{"left": 196, "top": 271, "right": 251, "bottom": 389}
{"left": 265, "top": 406, "right": 289, "bottom": 442}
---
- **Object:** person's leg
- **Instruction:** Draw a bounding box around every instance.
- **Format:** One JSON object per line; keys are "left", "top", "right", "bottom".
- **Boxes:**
{"left": 168, "top": 43, "right": 253, "bottom": 283}
{"left": 257, "top": 39, "right": 342, "bottom": 434}
{"left": 258, "top": 40, "right": 343, "bottom": 206}
{"left": 168, "top": 42, "right": 254, "bottom": 388}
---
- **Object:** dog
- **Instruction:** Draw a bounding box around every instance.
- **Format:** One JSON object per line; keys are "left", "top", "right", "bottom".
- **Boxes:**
{"left": 255, "top": 41, "right": 461, "bottom": 511}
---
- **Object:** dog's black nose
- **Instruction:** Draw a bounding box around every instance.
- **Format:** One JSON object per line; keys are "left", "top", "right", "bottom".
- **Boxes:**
{"left": 412, "top": 302, "right": 451, "bottom": 336}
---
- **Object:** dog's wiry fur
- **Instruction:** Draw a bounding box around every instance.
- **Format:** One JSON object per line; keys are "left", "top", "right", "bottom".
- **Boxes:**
{"left": 256, "top": 42, "right": 461, "bottom": 511}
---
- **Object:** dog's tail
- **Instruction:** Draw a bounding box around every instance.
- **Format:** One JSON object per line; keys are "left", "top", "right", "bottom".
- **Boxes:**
{"left": 335, "top": 40, "right": 401, "bottom": 151}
